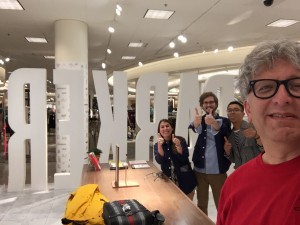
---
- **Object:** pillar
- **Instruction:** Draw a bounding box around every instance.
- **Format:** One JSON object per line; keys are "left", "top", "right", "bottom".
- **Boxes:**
{"left": 54, "top": 20, "right": 89, "bottom": 173}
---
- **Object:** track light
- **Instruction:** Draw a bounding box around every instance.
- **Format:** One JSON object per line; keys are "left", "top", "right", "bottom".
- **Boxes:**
{"left": 116, "top": 4, "right": 122, "bottom": 12}
{"left": 177, "top": 35, "right": 187, "bottom": 43}
{"left": 116, "top": 4, "right": 122, "bottom": 16}
{"left": 108, "top": 26, "right": 115, "bottom": 33}
{"left": 169, "top": 41, "right": 175, "bottom": 48}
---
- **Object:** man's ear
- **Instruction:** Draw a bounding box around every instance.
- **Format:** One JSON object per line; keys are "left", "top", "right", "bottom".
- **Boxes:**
{"left": 244, "top": 100, "right": 252, "bottom": 123}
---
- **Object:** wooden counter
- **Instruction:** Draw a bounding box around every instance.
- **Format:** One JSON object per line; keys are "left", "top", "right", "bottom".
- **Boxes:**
{"left": 81, "top": 162, "right": 215, "bottom": 225}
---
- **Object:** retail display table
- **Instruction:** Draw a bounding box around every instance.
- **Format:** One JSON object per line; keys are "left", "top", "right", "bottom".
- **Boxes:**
{"left": 81, "top": 162, "right": 215, "bottom": 225}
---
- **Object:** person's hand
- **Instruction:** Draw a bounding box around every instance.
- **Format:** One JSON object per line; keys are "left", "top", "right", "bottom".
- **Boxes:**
{"left": 224, "top": 136, "right": 232, "bottom": 156}
{"left": 205, "top": 109, "right": 216, "bottom": 125}
{"left": 172, "top": 134, "right": 183, "bottom": 154}
{"left": 157, "top": 133, "right": 165, "bottom": 156}
{"left": 243, "top": 125, "right": 257, "bottom": 138}
{"left": 157, "top": 133, "right": 164, "bottom": 146}
{"left": 172, "top": 134, "right": 180, "bottom": 146}
{"left": 193, "top": 108, "right": 202, "bottom": 128}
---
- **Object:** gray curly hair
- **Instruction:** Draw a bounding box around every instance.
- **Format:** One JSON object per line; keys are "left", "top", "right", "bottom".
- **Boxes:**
{"left": 236, "top": 39, "right": 300, "bottom": 101}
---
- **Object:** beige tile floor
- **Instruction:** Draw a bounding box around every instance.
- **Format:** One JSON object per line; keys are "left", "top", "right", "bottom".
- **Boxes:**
{"left": 0, "top": 134, "right": 228, "bottom": 224}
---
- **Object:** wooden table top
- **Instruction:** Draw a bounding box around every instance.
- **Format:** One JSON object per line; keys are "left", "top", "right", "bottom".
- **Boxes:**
{"left": 81, "top": 162, "right": 215, "bottom": 225}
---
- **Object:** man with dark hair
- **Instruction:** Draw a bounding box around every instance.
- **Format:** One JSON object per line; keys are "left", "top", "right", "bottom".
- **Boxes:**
{"left": 217, "top": 39, "right": 300, "bottom": 225}
{"left": 189, "top": 91, "right": 231, "bottom": 215}
{"left": 224, "top": 101, "right": 263, "bottom": 169}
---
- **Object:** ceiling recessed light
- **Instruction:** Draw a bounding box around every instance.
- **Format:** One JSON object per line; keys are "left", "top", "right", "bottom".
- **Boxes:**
{"left": 267, "top": 19, "right": 299, "bottom": 27}
{"left": 173, "top": 52, "right": 179, "bottom": 58}
{"left": 0, "top": 0, "right": 24, "bottom": 10}
{"left": 128, "top": 42, "right": 143, "bottom": 48}
{"left": 102, "top": 63, "right": 106, "bottom": 69}
{"left": 25, "top": 37, "right": 47, "bottom": 43}
{"left": 122, "top": 56, "right": 136, "bottom": 60}
{"left": 44, "top": 56, "right": 55, "bottom": 59}
{"left": 169, "top": 88, "right": 179, "bottom": 93}
{"left": 107, "top": 49, "right": 112, "bottom": 54}
{"left": 227, "top": 46, "right": 234, "bottom": 52}
{"left": 144, "top": 9, "right": 174, "bottom": 19}
{"left": 214, "top": 49, "right": 219, "bottom": 53}
{"left": 138, "top": 62, "right": 143, "bottom": 67}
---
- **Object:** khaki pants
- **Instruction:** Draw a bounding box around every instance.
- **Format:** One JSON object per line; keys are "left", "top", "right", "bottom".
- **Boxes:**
{"left": 194, "top": 172, "right": 227, "bottom": 215}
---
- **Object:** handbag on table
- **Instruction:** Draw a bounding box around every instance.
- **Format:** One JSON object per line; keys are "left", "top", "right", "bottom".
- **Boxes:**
{"left": 102, "top": 199, "right": 165, "bottom": 225}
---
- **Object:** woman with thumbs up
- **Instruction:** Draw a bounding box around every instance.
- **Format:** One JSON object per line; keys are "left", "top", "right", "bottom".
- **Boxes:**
{"left": 154, "top": 119, "right": 197, "bottom": 200}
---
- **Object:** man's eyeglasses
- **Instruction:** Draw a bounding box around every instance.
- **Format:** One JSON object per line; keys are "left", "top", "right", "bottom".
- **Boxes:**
{"left": 226, "top": 109, "right": 241, "bottom": 113}
{"left": 203, "top": 101, "right": 215, "bottom": 105}
{"left": 249, "top": 78, "right": 300, "bottom": 99}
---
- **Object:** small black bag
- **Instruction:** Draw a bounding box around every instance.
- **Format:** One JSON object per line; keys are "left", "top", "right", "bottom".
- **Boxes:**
{"left": 103, "top": 199, "right": 164, "bottom": 225}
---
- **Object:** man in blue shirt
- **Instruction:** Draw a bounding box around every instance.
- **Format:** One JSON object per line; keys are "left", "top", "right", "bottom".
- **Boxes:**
{"left": 189, "top": 92, "right": 231, "bottom": 215}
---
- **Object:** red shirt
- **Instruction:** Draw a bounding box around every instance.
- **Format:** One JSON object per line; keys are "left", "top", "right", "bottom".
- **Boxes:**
{"left": 217, "top": 153, "right": 300, "bottom": 225}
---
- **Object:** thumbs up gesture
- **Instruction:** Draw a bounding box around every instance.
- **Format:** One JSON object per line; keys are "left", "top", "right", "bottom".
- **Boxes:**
{"left": 204, "top": 109, "right": 215, "bottom": 125}
{"left": 157, "top": 133, "right": 165, "bottom": 156}
{"left": 172, "top": 134, "right": 183, "bottom": 154}
{"left": 157, "top": 133, "right": 165, "bottom": 146}
{"left": 172, "top": 134, "right": 180, "bottom": 145}
{"left": 243, "top": 124, "right": 257, "bottom": 138}
{"left": 193, "top": 108, "right": 202, "bottom": 128}
{"left": 204, "top": 109, "right": 220, "bottom": 130}
{"left": 224, "top": 136, "right": 232, "bottom": 156}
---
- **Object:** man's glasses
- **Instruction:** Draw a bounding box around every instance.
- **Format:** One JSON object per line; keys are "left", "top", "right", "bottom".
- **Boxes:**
{"left": 203, "top": 101, "right": 215, "bottom": 105}
{"left": 226, "top": 109, "right": 241, "bottom": 113}
{"left": 249, "top": 78, "right": 300, "bottom": 99}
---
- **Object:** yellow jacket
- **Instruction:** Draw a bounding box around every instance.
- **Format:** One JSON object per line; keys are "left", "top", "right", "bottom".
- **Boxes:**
{"left": 63, "top": 184, "right": 109, "bottom": 225}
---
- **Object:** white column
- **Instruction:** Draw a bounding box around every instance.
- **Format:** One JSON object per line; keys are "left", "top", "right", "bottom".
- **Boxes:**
{"left": 54, "top": 20, "right": 88, "bottom": 173}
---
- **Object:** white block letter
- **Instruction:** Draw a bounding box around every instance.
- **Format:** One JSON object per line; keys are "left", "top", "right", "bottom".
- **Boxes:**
{"left": 54, "top": 69, "right": 85, "bottom": 189}
{"left": 93, "top": 71, "right": 127, "bottom": 161}
{"left": 8, "top": 68, "right": 47, "bottom": 192}
{"left": 135, "top": 72, "right": 168, "bottom": 160}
